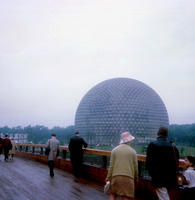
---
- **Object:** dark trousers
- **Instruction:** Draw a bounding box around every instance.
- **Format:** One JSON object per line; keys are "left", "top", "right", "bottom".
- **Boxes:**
{"left": 180, "top": 187, "right": 195, "bottom": 200}
{"left": 71, "top": 158, "right": 83, "bottom": 177}
{"left": 4, "top": 149, "right": 9, "bottom": 161}
{"left": 48, "top": 160, "right": 54, "bottom": 176}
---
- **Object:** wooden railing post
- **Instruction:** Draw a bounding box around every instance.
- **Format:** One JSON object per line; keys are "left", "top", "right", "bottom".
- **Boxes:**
{"left": 102, "top": 156, "right": 107, "bottom": 168}
{"left": 138, "top": 161, "right": 144, "bottom": 178}
{"left": 62, "top": 150, "right": 67, "bottom": 159}
{"left": 40, "top": 147, "right": 43, "bottom": 155}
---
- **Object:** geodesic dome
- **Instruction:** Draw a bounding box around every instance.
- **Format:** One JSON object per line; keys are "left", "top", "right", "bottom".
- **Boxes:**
{"left": 75, "top": 78, "right": 169, "bottom": 146}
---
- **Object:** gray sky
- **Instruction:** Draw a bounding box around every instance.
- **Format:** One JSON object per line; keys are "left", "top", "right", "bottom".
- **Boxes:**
{"left": 0, "top": 0, "right": 195, "bottom": 128}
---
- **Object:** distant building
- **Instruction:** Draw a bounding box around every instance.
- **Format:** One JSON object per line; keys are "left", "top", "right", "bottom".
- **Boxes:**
{"left": 75, "top": 78, "right": 169, "bottom": 146}
{"left": 0, "top": 133, "right": 28, "bottom": 143}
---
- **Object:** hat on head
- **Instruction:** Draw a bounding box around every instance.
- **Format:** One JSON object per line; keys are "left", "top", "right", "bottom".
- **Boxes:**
{"left": 120, "top": 132, "right": 135, "bottom": 144}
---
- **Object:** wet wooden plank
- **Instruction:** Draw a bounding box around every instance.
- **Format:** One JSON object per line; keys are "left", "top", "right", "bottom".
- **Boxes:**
{"left": 0, "top": 156, "right": 107, "bottom": 200}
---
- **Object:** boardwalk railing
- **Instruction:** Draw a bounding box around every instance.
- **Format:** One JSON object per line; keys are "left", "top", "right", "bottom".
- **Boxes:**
{"left": 15, "top": 143, "right": 185, "bottom": 183}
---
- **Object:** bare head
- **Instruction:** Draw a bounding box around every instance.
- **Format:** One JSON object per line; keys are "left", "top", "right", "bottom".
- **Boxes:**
{"left": 157, "top": 126, "right": 169, "bottom": 138}
{"left": 51, "top": 134, "right": 56, "bottom": 138}
{"left": 75, "top": 132, "right": 80, "bottom": 136}
{"left": 185, "top": 156, "right": 195, "bottom": 168}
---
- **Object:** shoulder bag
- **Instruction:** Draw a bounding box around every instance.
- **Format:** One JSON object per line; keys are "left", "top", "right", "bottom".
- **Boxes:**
{"left": 45, "top": 140, "right": 50, "bottom": 155}
{"left": 104, "top": 181, "right": 110, "bottom": 194}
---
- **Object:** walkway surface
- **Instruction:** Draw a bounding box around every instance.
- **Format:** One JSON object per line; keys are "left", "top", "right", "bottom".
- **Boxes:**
{"left": 0, "top": 156, "right": 107, "bottom": 200}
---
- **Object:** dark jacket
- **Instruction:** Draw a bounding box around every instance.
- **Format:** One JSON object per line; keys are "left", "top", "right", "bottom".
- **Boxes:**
{"left": 3, "top": 138, "right": 12, "bottom": 151}
{"left": 0, "top": 137, "right": 3, "bottom": 153}
{"left": 68, "top": 135, "right": 88, "bottom": 161}
{"left": 146, "top": 137, "right": 179, "bottom": 187}
{"left": 0, "top": 137, "right": 3, "bottom": 145}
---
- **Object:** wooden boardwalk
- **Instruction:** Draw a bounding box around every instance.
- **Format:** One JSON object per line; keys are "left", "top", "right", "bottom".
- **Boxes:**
{"left": 0, "top": 156, "right": 107, "bottom": 200}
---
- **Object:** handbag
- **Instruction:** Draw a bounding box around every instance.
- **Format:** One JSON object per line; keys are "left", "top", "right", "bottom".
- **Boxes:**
{"left": 171, "top": 143, "right": 186, "bottom": 186}
{"left": 177, "top": 172, "right": 187, "bottom": 187}
{"left": 45, "top": 147, "right": 50, "bottom": 155}
{"left": 45, "top": 140, "right": 50, "bottom": 155}
{"left": 104, "top": 181, "right": 110, "bottom": 194}
{"left": 56, "top": 149, "right": 60, "bottom": 157}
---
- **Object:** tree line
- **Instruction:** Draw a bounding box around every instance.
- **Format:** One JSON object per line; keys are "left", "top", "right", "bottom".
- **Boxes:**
{"left": 0, "top": 125, "right": 75, "bottom": 145}
{"left": 169, "top": 124, "right": 195, "bottom": 147}
{"left": 0, "top": 123, "right": 194, "bottom": 147}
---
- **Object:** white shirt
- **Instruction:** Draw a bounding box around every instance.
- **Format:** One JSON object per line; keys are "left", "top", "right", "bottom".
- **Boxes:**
{"left": 184, "top": 167, "right": 195, "bottom": 188}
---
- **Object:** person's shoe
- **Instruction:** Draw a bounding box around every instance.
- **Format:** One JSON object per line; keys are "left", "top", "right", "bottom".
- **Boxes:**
{"left": 50, "top": 172, "right": 54, "bottom": 177}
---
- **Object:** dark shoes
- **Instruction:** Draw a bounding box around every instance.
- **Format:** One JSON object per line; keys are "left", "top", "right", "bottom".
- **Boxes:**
{"left": 50, "top": 172, "right": 54, "bottom": 177}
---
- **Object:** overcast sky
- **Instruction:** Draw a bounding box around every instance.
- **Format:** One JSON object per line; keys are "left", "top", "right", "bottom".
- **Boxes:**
{"left": 0, "top": 0, "right": 194, "bottom": 128}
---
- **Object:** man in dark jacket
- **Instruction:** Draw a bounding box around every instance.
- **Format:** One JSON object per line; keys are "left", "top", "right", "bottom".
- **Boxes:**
{"left": 3, "top": 135, "right": 12, "bottom": 161}
{"left": 68, "top": 132, "right": 88, "bottom": 178}
{"left": 146, "top": 126, "right": 179, "bottom": 200}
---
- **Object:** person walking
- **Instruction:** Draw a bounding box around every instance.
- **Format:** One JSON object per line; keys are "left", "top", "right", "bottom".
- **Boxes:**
{"left": 146, "top": 126, "right": 179, "bottom": 200}
{"left": 3, "top": 135, "right": 12, "bottom": 162}
{"left": 68, "top": 132, "right": 88, "bottom": 178}
{"left": 106, "top": 132, "right": 138, "bottom": 200}
{"left": 9, "top": 138, "right": 16, "bottom": 160}
{"left": 0, "top": 136, "right": 3, "bottom": 156}
{"left": 45, "top": 134, "right": 60, "bottom": 177}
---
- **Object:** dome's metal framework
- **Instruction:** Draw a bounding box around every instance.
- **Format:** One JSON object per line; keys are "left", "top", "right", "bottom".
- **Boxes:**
{"left": 75, "top": 78, "right": 169, "bottom": 146}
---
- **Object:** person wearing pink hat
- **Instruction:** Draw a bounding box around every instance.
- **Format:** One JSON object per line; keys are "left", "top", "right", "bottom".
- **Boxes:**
{"left": 106, "top": 132, "right": 138, "bottom": 200}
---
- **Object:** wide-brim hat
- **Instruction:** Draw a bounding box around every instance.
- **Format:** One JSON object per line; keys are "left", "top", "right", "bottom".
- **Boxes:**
{"left": 120, "top": 132, "right": 135, "bottom": 144}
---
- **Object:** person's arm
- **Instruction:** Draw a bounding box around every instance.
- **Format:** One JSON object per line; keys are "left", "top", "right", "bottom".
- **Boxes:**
{"left": 8, "top": 140, "right": 12, "bottom": 150}
{"left": 45, "top": 139, "right": 50, "bottom": 148}
{"left": 2, "top": 139, "right": 5, "bottom": 148}
{"left": 82, "top": 138, "right": 88, "bottom": 148}
{"left": 134, "top": 154, "right": 138, "bottom": 180}
{"left": 14, "top": 141, "right": 17, "bottom": 150}
{"left": 146, "top": 143, "right": 153, "bottom": 176}
{"left": 68, "top": 139, "right": 72, "bottom": 151}
{"left": 56, "top": 141, "right": 60, "bottom": 157}
{"left": 106, "top": 151, "right": 115, "bottom": 181}
{"left": 183, "top": 170, "right": 191, "bottom": 185}
{"left": 174, "top": 146, "right": 180, "bottom": 168}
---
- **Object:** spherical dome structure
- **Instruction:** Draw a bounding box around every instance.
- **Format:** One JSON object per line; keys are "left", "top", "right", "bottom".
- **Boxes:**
{"left": 75, "top": 78, "right": 169, "bottom": 146}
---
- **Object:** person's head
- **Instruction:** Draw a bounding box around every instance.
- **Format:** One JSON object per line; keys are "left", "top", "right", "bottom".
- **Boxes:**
{"left": 185, "top": 156, "right": 195, "bottom": 168}
{"left": 4, "top": 134, "right": 8, "bottom": 138}
{"left": 75, "top": 132, "right": 80, "bottom": 136}
{"left": 157, "top": 126, "right": 169, "bottom": 138}
{"left": 170, "top": 139, "right": 174, "bottom": 144}
{"left": 120, "top": 132, "right": 135, "bottom": 144}
{"left": 51, "top": 134, "right": 56, "bottom": 138}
